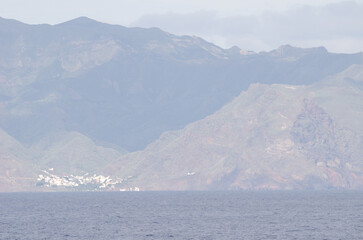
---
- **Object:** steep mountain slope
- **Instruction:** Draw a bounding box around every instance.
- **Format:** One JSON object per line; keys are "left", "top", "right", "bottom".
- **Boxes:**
{"left": 1, "top": 16, "right": 363, "bottom": 191}
{"left": 0, "top": 128, "right": 37, "bottom": 191}
{"left": 105, "top": 65, "right": 363, "bottom": 190}
{"left": 0, "top": 17, "right": 362, "bottom": 151}
{"left": 0, "top": 129, "right": 125, "bottom": 191}
{"left": 28, "top": 131, "right": 125, "bottom": 175}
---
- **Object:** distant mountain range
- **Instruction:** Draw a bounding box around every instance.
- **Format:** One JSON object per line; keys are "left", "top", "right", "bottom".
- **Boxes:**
{"left": 0, "top": 17, "right": 362, "bottom": 191}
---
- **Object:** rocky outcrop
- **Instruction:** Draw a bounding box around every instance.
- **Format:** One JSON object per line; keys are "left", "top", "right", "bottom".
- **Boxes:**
{"left": 0, "top": 16, "right": 362, "bottom": 191}
{"left": 105, "top": 65, "right": 363, "bottom": 190}
{"left": 1, "top": 17, "right": 362, "bottom": 151}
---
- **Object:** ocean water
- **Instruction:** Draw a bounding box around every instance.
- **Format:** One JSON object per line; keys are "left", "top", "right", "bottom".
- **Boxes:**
{"left": 0, "top": 191, "right": 362, "bottom": 240}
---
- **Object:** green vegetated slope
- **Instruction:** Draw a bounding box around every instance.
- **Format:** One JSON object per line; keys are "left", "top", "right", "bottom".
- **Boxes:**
{"left": 105, "top": 65, "right": 363, "bottom": 190}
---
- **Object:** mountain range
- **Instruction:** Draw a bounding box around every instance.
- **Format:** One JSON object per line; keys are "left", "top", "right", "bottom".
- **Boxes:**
{"left": 0, "top": 17, "right": 362, "bottom": 191}
{"left": 104, "top": 65, "right": 363, "bottom": 190}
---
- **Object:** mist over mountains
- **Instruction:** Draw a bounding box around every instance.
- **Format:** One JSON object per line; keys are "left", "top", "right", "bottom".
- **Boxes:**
{"left": 0, "top": 17, "right": 362, "bottom": 191}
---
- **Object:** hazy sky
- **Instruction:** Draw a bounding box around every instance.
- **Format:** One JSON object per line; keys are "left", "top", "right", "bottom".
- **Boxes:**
{"left": 1, "top": 0, "right": 362, "bottom": 53}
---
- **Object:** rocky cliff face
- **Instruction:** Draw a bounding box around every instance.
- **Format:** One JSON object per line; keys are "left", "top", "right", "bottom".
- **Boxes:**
{"left": 1, "top": 17, "right": 362, "bottom": 151}
{"left": 105, "top": 65, "right": 363, "bottom": 190}
{"left": 1, "top": 17, "right": 362, "bottom": 191}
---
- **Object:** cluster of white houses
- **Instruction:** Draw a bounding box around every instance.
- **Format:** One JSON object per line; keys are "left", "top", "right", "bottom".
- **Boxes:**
{"left": 36, "top": 169, "right": 140, "bottom": 191}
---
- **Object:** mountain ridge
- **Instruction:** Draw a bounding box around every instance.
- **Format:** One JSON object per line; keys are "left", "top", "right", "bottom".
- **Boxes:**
{"left": 1, "top": 16, "right": 361, "bottom": 150}
{"left": 104, "top": 65, "right": 363, "bottom": 190}
{"left": 0, "top": 16, "right": 362, "bottom": 191}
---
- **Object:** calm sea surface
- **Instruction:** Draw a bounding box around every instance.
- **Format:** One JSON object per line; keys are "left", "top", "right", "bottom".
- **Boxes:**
{"left": 0, "top": 191, "right": 362, "bottom": 240}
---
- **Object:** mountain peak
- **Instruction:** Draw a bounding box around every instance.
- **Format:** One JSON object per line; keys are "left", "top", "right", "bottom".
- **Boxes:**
{"left": 270, "top": 44, "right": 328, "bottom": 58}
{"left": 57, "top": 16, "right": 102, "bottom": 26}
{"left": 0, "top": 16, "right": 28, "bottom": 28}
